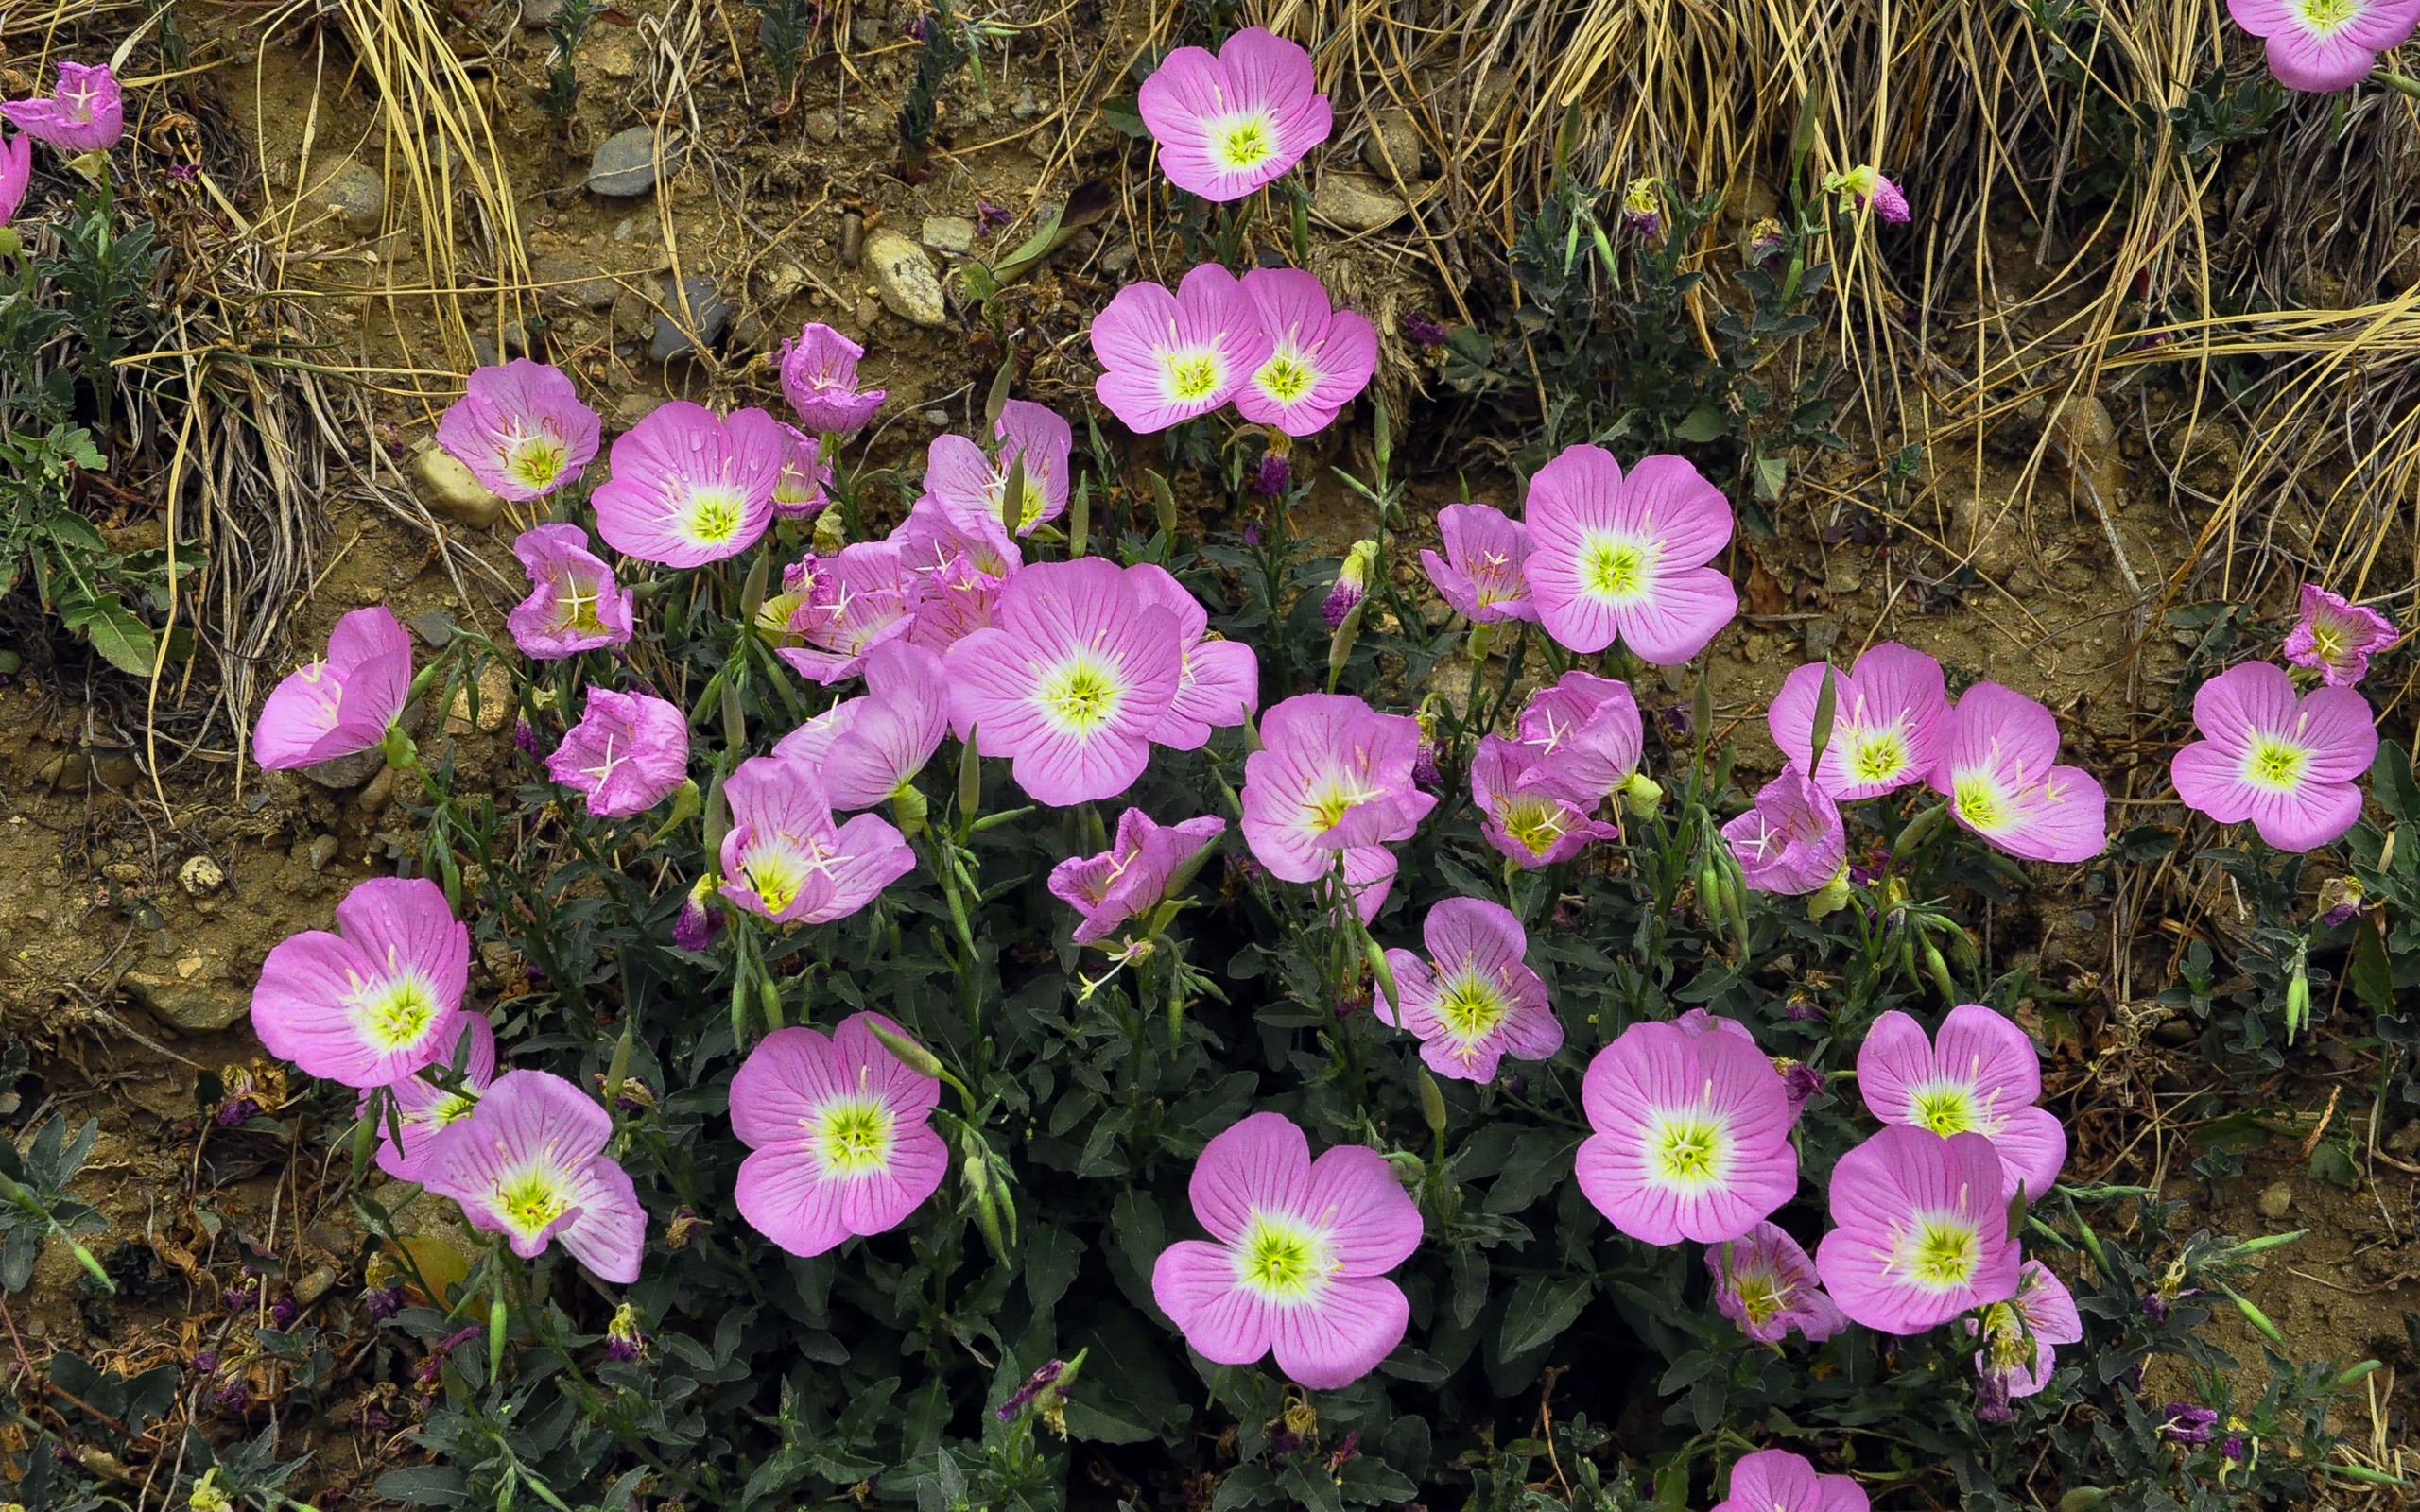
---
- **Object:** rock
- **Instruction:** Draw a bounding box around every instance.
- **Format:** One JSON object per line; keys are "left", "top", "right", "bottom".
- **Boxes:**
{"left": 649, "top": 277, "right": 731, "bottom": 361}
{"left": 122, "top": 972, "right": 246, "bottom": 1033}
{"left": 587, "top": 127, "right": 683, "bottom": 198}
{"left": 1100, "top": 241, "right": 1136, "bottom": 275}
{"left": 921, "top": 215, "right": 977, "bottom": 256}
{"left": 308, "top": 834, "right": 340, "bottom": 872}
{"left": 409, "top": 445, "right": 505, "bottom": 530}
{"left": 468, "top": 335, "right": 500, "bottom": 369}
{"left": 315, "top": 159, "right": 385, "bottom": 234}
{"left": 849, "top": 17, "right": 886, "bottom": 47}
{"left": 864, "top": 230, "right": 947, "bottom": 328}
{"left": 358, "top": 765, "right": 398, "bottom": 816}
{"left": 301, "top": 747, "right": 386, "bottom": 791}
{"left": 178, "top": 855, "right": 225, "bottom": 897}
{"left": 445, "top": 662, "right": 515, "bottom": 734}
{"left": 534, "top": 252, "right": 618, "bottom": 310}
{"left": 1801, "top": 618, "right": 1841, "bottom": 659}
{"left": 614, "top": 392, "right": 666, "bottom": 429}
{"left": 295, "top": 1265, "right": 338, "bottom": 1308}
{"left": 1361, "top": 107, "right": 1427, "bottom": 180}
{"left": 2256, "top": 1181, "right": 2293, "bottom": 1220}
{"left": 802, "top": 110, "right": 839, "bottom": 144}
{"left": 1312, "top": 173, "right": 1408, "bottom": 232}
{"left": 520, "top": 0, "right": 561, "bottom": 24}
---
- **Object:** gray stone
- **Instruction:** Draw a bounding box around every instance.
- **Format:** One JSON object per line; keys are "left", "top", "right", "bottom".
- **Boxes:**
{"left": 301, "top": 747, "right": 386, "bottom": 790}
{"left": 308, "top": 834, "right": 340, "bottom": 872}
{"left": 2256, "top": 1182, "right": 2293, "bottom": 1220}
{"left": 409, "top": 445, "right": 506, "bottom": 529}
{"left": 123, "top": 972, "right": 246, "bottom": 1033}
{"left": 587, "top": 127, "right": 683, "bottom": 198}
{"left": 316, "top": 158, "right": 385, "bottom": 234}
{"left": 178, "top": 855, "right": 225, "bottom": 897}
{"left": 849, "top": 18, "right": 886, "bottom": 47}
{"left": 649, "top": 276, "right": 731, "bottom": 361}
{"left": 864, "top": 229, "right": 947, "bottom": 327}
{"left": 802, "top": 110, "right": 839, "bottom": 145}
{"left": 520, "top": 0, "right": 561, "bottom": 24}
{"left": 535, "top": 251, "right": 619, "bottom": 310}
{"left": 921, "top": 215, "right": 977, "bottom": 256}
{"left": 468, "top": 335, "right": 501, "bottom": 369}
{"left": 1312, "top": 173, "right": 1408, "bottom": 232}
{"left": 1100, "top": 242, "right": 1135, "bottom": 275}
{"left": 1361, "top": 108, "right": 1428, "bottom": 180}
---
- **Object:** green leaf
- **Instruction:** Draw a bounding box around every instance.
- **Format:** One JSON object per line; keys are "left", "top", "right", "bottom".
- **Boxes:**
{"left": 1496, "top": 1274, "right": 1592, "bottom": 1359}
{"left": 1335, "top": 1455, "right": 1419, "bottom": 1504}
{"left": 374, "top": 1467, "right": 469, "bottom": 1506}
{"left": 2351, "top": 919, "right": 2393, "bottom": 1013}
{"left": 2309, "top": 1141, "right": 2360, "bottom": 1189}
{"left": 1753, "top": 455, "right": 1788, "bottom": 501}
{"left": 58, "top": 586, "right": 157, "bottom": 676}
{"left": 1673, "top": 406, "right": 1728, "bottom": 442}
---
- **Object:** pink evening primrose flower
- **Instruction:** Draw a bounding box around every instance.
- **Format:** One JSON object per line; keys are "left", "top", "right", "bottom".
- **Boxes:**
{"left": 1128, "top": 564, "right": 1261, "bottom": 749}
{"left": 1135, "top": 27, "right": 1333, "bottom": 203}
{"left": 1233, "top": 268, "right": 1378, "bottom": 438}
{"left": 1835, "top": 164, "right": 1910, "bottom": 224}
{"left": 1722, "top": 766, "right": 1849, "bottom": 897}
{"left": 771, "top": 422, "right": 833, "bottom": 520}
{"left": 718, "top": 755, "right": 916, "bottom": 924}
{"left": 1089, "top": 264, "right": 1274, "bottom": 434}
{"left": 2, "top": 62, "right": 124, "bottom": 153}
{"left": 925, "top": 401, "right": 1073, "bottom": 537}
{"left": 364, "top": 1015, "right": 496, "bottom": 1184}
{"left": 1706, "top": 1222, "right": 1848, "bottom": 1345}
{"left": 2170, "top": 660, "right": 2377, "bottom": 851}
{"left": 1969, "top": 1260, "right": 2083, "bottom": 1400}
{"left": 1523, "top": 444, "right": 1739, "bottom": 664}
{"left": 769, "top": 640, "right": 948, "bottom": 810}
{"left": 546, "top": 688, "right": 691, "bottom": 818}
{"left": 1577, "top": 1018, "right": 1799, "bottom": 1245}
{"left": 2227, "top": 0, "right": 2420, "bottom": 92}
{"left": 2285, "top": 583, "right": 2397, "bottom": 685}
{"left": 779, "top": 541, "right": 919, "bottom": 684}
{"left": 0, "top": 132, "right": 31, "bottom": 229}
{"left": 893, "top": 494, "right": 1021, "bottom": 588}
{"left": 1049, "top": 810, "right": 1227, "bottom": 943}
{"left": 507, "top": 524, "right": 633, "bottom": 660}
{"left": 1240, "top": 693, "right": 1438, "bottom": 923}
{"left": 943, "top": 558, "right": 1185, "bottom": 806}
{"left": 435, "top": 361, "right": 601, "bottom": 502}
{"left": 1419, "top": 503, "right": 1539, "bottom": 625}
{"left": 1712, "top": 1450, "right": 1870, "bottom": 1512}
{"left": 1470, "top": 734, "right": 1621, "bottom": 868}
{"left": 1377, "top": 896, "right": 1562, "bottom": 1082}
{"left": 1769, "top": 643, "right": 1950, "bottom": 799}
{"left": 252, "top": 606, "right": 414, "bottom": 771}
{"left": 251, "top": 876, "right": 471, "bottom": 1090}
{"left": 1857, "top": 1004, "right": 2066, "bottom": 1203}
{"left": 729, "top": 1014, "right": 948, "bottom": 1257}
{"left": 779, "top": 323, "right": 887, "bottom": 435}
{"left": 423, "top": 1070, "right": 645, "bottom": 1283}
{"left": 1150, "top": 1111, "right": 1421, "bottom": 1391}
{"left": 1928, "top": 682, "right": 2108, "bottom": 864}
{"left": 1514, "top": 672, "right": 1642, "bottom": 804}
{"left": 590, "top": 401, "right": 785, "bottom": 567}
{"left": 904, "top": 550, "right": 1008, "bottom": 653}
{"left": 1815, "top": 1125, "right": 2021, "bottom": 1333}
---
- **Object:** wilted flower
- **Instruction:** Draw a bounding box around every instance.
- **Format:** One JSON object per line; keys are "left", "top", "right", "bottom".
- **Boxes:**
{"left": 604, "top": 1302, "right": 648, "bottom": 1362}
{"left": 1577, "top": 1016, "right": 1798, "bottom": 1245}
{"left": 1746, "top": 217, "right": 1787, "bottom": 268}
{"left": 1831, "top": 164, "right": 1910, "bottom": 224}
{"left": 363, "top": 1283, "right": 406, "bottom": 1321}
{"left": 1523, "top": 444, "right": 1738, "bottom": 663}
{"left": 1723, "top": 767, "right": 1848, "bottom": 897}
{"left": 590, "top": 402, "right": 785, "bottom": 568}
{"left": 1777, "top": 1059, "right": 1824, "bottom": 1118}
{"left": 2160, "top": 1402, "right": 2219, "bottom": 1444}
{"left": 251, "top": 878, "right": 470, "bottom": 1090}
{"left": 1378, "top": 897, "right": 1562, "bottom": 1081}
{"left": 1814, "top": 1125, "right": 2019, "bottom": 1333}
{"left": 996, "top": 1356, "right": 1078, "bottom": 1430}
{"left": 546, "top": 688, "right": 690, "bottom": 818}
{"left": 2317, "top": 875, "right": 2365, "bottom": 928}
{"left": 1405, "top": 311, "right": 1448, "bottom": 348}
{"left": 1857, "top": 1004, "right": 2066, "bottom": 1202}
{"left": 436, "top": 360, "right": 600, "bottom": 501}
{"left": 1419, "top": 503, "right": 1538, "bottom": 625}
{"left": 1707, "top": 1222, "right": 1845, "bottom": 1346}
{"left": 507, "top": 524, "right": 632, "bottom": 660}
{"left": 423, "top": 1071, "right": 645, "bottom": 1283}
{"left": 1621, "top": 177, "right": 1661, "bottom": 237}
{"left": 1050, "top": 810, "right": 1226, "bottom": 943}
{"left": 1324, "top": 539, "right": 1378, "bottom": 628}
{"left": 252, "top": 607, "right": 414, "bottom": 771}
{"left": 3, "top": 61, "right": 124, "bottom": 153}
{"left": 1135, "top": 27, "right": 1332, "bottom": 201}
{"left": 2170, "top": 661, "right": 2377, "bottom": 851}
{"left": 1235, "top": 268, "right": 1378, "bottom": 438}
{"left": 729, "top": 1014, "right": 947, "bottom": 1256}
{"left": 1930, "top": 682, "right": 2107, "bottom": 864}
{"left": 779, "top": 323, "right": 886, "bottom": 435}
{"left": 1090, "top": 265, "right": 1272, "bottom": 434}
{"left": 2283, "top": 583, "right": 2396, "bottom": 685}
{"left": 1969, "top": 1261, "right": 2082, "bottom": 1400}
{"left": 1253, "top": 452, "right": 1291, "bottom": 498}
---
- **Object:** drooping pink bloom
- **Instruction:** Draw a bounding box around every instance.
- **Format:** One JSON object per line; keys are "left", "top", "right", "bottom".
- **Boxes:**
{"left": 1836, "top": 164, "right": 1910, "bottom": 224}
{"left": 924, "top": 402, "right": 1072, "bottom": 537}
{"left": 435, "top": 361, "right": 600, "bottom": 502}
{"left": 769, "top": 641, "right": 947, "bottom": 810}
{"left": 1048, "top": 810, "right": 1227, "bottom": 943}
{"left": 1470, "top": 734, "right": 1620, "bottom": 868}
{"left": 1815, "top": 1125, "right": 2021, "bottom": 1333}
{"left": 904, "top": 551, "right": 1008, "bottom": 653}
{"left": 1150, "top": 1111, "right": 1421, "bottom": 1390}
{"left": 2170, "top": 660, "right": 2376, "bottom": 851}
{"left": 717, "top": 755, "right": 916, "bottom": 923}
{"left": 1090, "top": 264, "right": 1273, "bottom": 434}
{"left": 1514, "top": 672, "right": 1642, "bottom": 803}
{"left": 1135, "top": 27, "right": 1332, "bottom": 202}
{"left": 1377, "top": 897, "right": 1561, "bottom": 1081}
{"left": 893, "top": 494, "right": 1021, "bottom": 586}
{"left": 942, "top": 559, "right": 1184, "bottom": 806}
{"left": 1857, "top": 1004, "right": 2066, "bottom": 1203}
{"left": 1969, "top": 1260, "right": 2082, "bottom": 1400}
{"left": 2226, "top": 0, "right": 2420, "bottom": 92}
{"left": 251, "top": 877, "right": 470, "bottom": 1089}
{"left": 729, "top": 1014, "right": 947, "bottom": 1257}
{"left": 777, "top": 541, "right": 918, "bottom": 684}
{"left": 1769, "top": 643, "right": 1949, "bottom": 799}
{"left": 2284, "top": 584, "right": 2397, "bottom": 686}
{"left": 1128, "top": 563, "right": 1260, "bottom": 749}
{"left": 0, "top": 133, "right": 31, "bottom": 228}
{"left": 365, "top": 1016, "right": 496, "bottom": 1183}
{"left": 779, "top": 323, "right": 886, "bottom": 435}
{"left": 771, "top": 422, "right": 833, "bottom": 520}
{"left": 1523, "top": 445, "right": 1738, "bottom": 664}
{"left": 252, "top": 607, "right": 413, "bottom": 770}
{"left": 1233, "top": 268, "right": 1377, "bottom": 438}
{"left": 423, "top": 1070, "right": 644, "bottom": 1283}
{"left": 590, "top": 402, "right": 784, "bottom": 567}
{"left": 2, "top": 62, "right": 124, "bottom": 153}
{"left": 1706, "top": 1222, "right": 1847, "bottom": 1345}
{"left": 546, "top": 688, "right": 690, "bottom": 818}
{"left": 1419, "top": 503, "right": 1538, "bottom": 625}
{"left": 1239, "top": 694, "right": 1438, "bottom": 922}
{"left": 1722, "top": 766, "right": 1848, "bottom": 897}
{"left": 507, "top": 524, "right": 633, "bottom": 659}
{"left": 1712, "top": 1450, "right": 1870, "bottom": 1512}
{"left": 1928, "top": 682, "right": 2107, "bottom": 864}
{"left": 1576, "top": 1018, "right": 1798, "bottom": 1245}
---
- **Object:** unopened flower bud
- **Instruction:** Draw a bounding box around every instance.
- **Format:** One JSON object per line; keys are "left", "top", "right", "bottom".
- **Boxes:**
{"left": 811, "top": 507, "right": 848, "bottom": 554}
{"left": 1619, "top": 771, "right": 1663, "bottom": 819}
{"left": 674, "top": 873, "right": 720, "bottom": 952}
{"left": 1324, "top": 540, "right": 1378, "bottom": 628}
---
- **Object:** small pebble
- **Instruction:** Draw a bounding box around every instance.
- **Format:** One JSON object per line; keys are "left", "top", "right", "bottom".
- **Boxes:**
{"left": 178, "top": 855, "right": 225, "bottom": 897}
{"left": 587, "top": 127, "right": 683, "bottom": 198}
{"left": 2256, "top": 1182, "right": 2293, "bottom": 1220}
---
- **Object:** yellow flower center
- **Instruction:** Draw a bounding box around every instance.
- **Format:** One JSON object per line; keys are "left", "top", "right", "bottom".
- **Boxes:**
{"left": 1910, "top": 1083, "right": 1980, "bottom": 1136}
{"left": 816, "top": 1097, "right": 893, "bottom": 1177}
{"left": 1734, "top": 1267, "right": 1789, "bottom": 1326}
{"left": 1165, "top": 351, "right": 1224, "bottom": 403}
{"left": 1256, "top": 351, "right": 1316, "bottom": 404}
{"left": 1582, "top": 537, "right": 1653, "bottom": 602}
{"left": 1650, "top": 1111, "right": 1725, "bottom": 1189}
{"left": 1953, "top": 772, "right": 2009, "bottom": 832}
{"left": 2295, "top": 0, "right": 2359, "bottom": 32}
{"left": 505, "top": 433, "right": 568, "bottom": 491}
{"left": 2242, "top": 734, "right": 2308, "bottom": 793}
{"left": 1901, "top": 1214, "right": 1981, "bottom": 1290}
{"left": 1235, "top": 1211, "right": 1329, "bottom": 1301}
{"left": 1212, "top": 114, "right": 1277, "bottom": 171}
{"left": 1434, "top": 970, "right": 1511, "bottom": 1045}
{"left": 686, "top": 487, "right": 747, "bottom": 544}
{"left": 360, "top": 972, "right": 441, "bottom": 1052}
{"left": 1498, "top": 796, "right": 1570, "bottom": 858}
{"left": 1037, "top": 654, "right": 1122, "bottom": 735}
{"left": 556, "top": 576, "right": 609, "bottom": 636}
{"left": 496, "top": 1167, "right": 572, "bottom": 1239}
{"left": 1844, "top": 729, "right": 1910, "bottom": 784}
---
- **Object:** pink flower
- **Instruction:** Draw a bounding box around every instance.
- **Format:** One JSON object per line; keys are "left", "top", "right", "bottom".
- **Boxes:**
{"left": 2284, "top": 583, "right": 2397, "bottom": 686}
{"left": 718, "top": 755, "right": 916, "bottom": 923}
{"left": 1815, "top": 1125, "right": 2020, "bottom": 1333}
{"left": 1514, "top": 672, "right": 1641, "bottom": 803}
{"left": 435, "top": 361, "right": 600, "bottom": 502}
{"left": 507, "top": 524, "right": 633, "bottom": 659}
{"left": 1768, "top": 643, "right": 1949, "bottom": 799}
{"left": 252, "top": 607, "right": 413, "bottom": 771}
{"left": 943, "top": 559, "right": 1185, "bottom": 806}
{"left": 364, "top": 1016, "right": 495, "bottom": 1183}
{"left": 1706, "top": 1222, "right": 1847, "bottom": 1345}
{"left": 778, "top": 541, "right": 919, "bottom": 684}
{"left": 1377, "top": 897, "right": 1561, "bottom": 1081}
{"left": 424, "top": 1070, "right": 644, "bottom": 1283}
{"left": 1712, "top": 1450, "right": 1869, "bottom": 1512}
{"left": 3, "top": 62, "right": 123, "bottom": 153}
{"left": 1470, "top": 734, "right": 1620, "bottom": 868}
{"left": 1129, "top": 563, "right": 1260, "bottom": 749}
{"left": 1090, "top": 264, "right": 1273, "bottom": 434}
{"left": 1928, "top": 682, "right": 2107, "bottom": 864}
{"left": 1150, "top": 1111, "right": 1420, "bottom": 1390}
{"left": 0, "top": 132, "right": 30, "bottom": 228}
{"left": 1233, "top": 268, "right": 1377, "bottom": 438}
{"left": 729, "top": 1014, "right": 948, "bottom": 1257}
{"left": 1240, "top": 694, "right": 1438, "bottom": 922}
{"left": 924, "top": 402, "right": 1072, "bottom": 536}
{"left": 1969, "top": 1260, "right": 2081, "bottom": 1400}
{"left": 1857, "top": 1004, "right": 2066, "bottom": 1203}
{"left": 2227, "top": 0, "right": 2420, "bottom": 91}
{"left": 1722, "top": 767, "right": 1848, "bottom": 897}
{"left": 2170, "top": 661, "right": 2376, "bottom": 851}
{"left": 1135, "top": 27, "right": 1332, "bottom": 202}
{"left": 1049, "top": 810, "right": 1227, "bottom": 943}
{"left": 251, "top": 877, "right": 470, "bottom": 1089}
{"left": 1523, "top": 445, "right": 1738, "bottom": 663}
{"left": 903, "top": 551, "right": 1008, "bottom": 653}
{"left": 546, "top": 688, "right": 690, "bottom": 818}
{"left": 1577, "top": 1018, "right": 1798, "bottom": 1245}
{"left": 769, "top": 641, "right": 947, "bottom": 810}
{"left": 1837, "top": 164, "right": 1910, "bottom": 224}
{"left": 1419, "top": 503, "right": 1538, "bottom": 624}
{"left": 779, "top": 323, "right": 886, "bottom": 435}
{"left": 892, "top": 495, "right": 1021, "bottom": 586}
{"left": 771, "top": 422, "right": 832, "bottom": 520}
{"left": 591, "top": 402, "right": 785, "bottom": 567}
